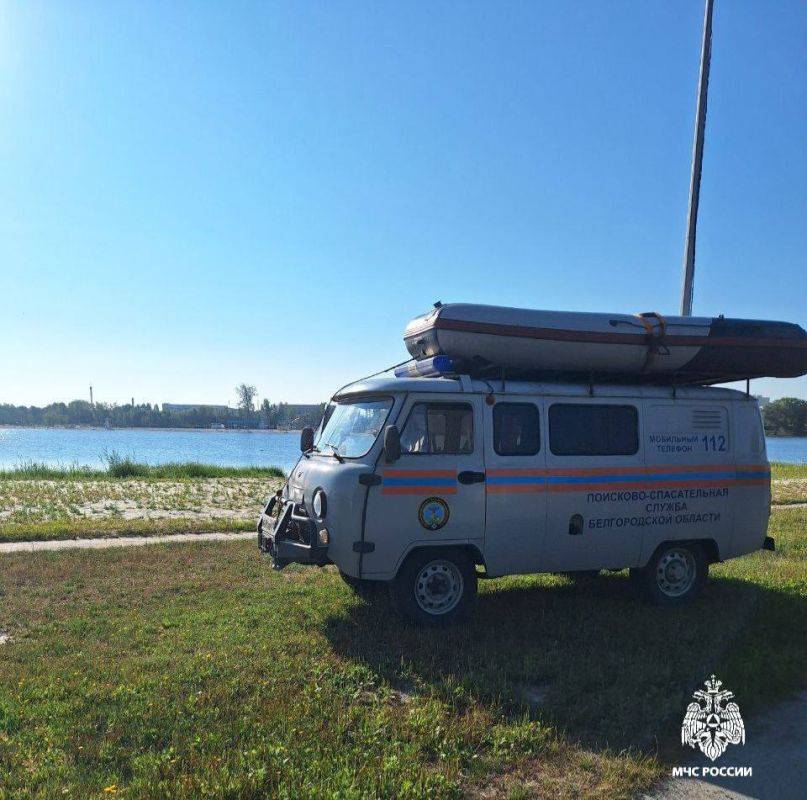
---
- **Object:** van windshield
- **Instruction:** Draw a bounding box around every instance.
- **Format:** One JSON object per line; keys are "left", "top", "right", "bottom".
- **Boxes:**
{"left": 316, "top": 397, "right": 393, "bottom": 459}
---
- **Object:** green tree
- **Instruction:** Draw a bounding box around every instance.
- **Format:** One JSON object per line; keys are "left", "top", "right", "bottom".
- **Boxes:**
{"left": 235, "top": 384, "right": 257, "bottom": 414}
{"left": 762, "top": 397, "right": 807, "bottom": 436}
{"left": 67, "top": 400, "right": 96, "bottom": 425}
{"left": 260, "top": 399, "right": 273, "bottom": 428}
{"left": 42, "top": 403, "right": 68, "bottom": 426}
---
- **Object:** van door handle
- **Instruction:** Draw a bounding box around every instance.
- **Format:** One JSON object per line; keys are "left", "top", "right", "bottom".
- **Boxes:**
{"left": 458, "top": 470, "right": 486, "bottom": 485}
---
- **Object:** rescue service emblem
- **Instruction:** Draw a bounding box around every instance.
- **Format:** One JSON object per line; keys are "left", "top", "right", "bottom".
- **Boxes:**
{"left": 418, "top": 497, "right": 450, "bottom": 531}
{"left": 681, "top": 675, "right": 745, "bottom": 762}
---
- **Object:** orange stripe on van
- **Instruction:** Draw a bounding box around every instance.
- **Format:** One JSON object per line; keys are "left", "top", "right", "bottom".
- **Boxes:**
{"left": 487, "top": 464, "right": 769, "bottom": 476}
{"left": 545, "top": 464, "right": 735, "bottom": 477}
{"left": 486, "top": 484, "right": 546, "bottom": 494}
{"left": 382, "top": 469, "right": 457, "bottom": 478}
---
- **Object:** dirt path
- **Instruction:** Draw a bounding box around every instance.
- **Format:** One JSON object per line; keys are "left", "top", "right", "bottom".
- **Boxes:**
{"left": 0, "top": 531, "right": 255, "bottom": 554}
{"left": 643, "top": 689, "right": 807, "bottom": 800}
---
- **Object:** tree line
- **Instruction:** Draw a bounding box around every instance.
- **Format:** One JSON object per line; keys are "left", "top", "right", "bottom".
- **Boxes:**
{"left": 762, "top": 397, "right": 807, "bottom": 437}
{"left": 3, "top": 389, "right": 802, "bottom": 436}
{"left": 0, "top": 383, "right": 326, "bottom": 430}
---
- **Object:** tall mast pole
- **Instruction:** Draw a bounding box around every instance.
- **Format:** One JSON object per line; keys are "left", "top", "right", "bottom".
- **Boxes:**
{"left": 680, "top": 0, "right": 714, "bottom": 316}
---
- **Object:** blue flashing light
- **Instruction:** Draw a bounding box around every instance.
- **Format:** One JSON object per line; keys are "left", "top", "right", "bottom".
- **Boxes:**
{"left": 394, "top": 356, "right": 456, "bottom": 379}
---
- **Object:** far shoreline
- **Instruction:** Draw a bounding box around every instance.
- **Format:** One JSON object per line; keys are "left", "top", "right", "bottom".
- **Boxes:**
{"left": 0, "top": 424, "right": 302, "bottom": 434}
{"left": 2, "top": 424, "right": 804, "bottom": 438}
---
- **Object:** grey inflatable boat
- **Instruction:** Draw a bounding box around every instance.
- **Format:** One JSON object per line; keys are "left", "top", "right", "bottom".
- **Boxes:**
{"left": 404, "top": 303, "right": 807, "bottom": 384}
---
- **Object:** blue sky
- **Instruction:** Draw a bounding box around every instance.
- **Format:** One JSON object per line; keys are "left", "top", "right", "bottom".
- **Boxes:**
{"left": 1, "top": 0, "right": 805, "bottom": 407}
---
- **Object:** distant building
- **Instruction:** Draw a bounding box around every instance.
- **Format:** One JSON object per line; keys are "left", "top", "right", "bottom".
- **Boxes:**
{"left": 754, "top": 396, "right": 771, "bottom": 409}
{"left": 225, "top": 419, "right": 251, "bottom": 429}
{"left": 162, "top": 403, "right": 232, "bottom": 414}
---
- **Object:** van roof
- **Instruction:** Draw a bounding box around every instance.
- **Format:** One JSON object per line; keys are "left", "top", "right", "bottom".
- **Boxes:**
{"left": 334, "top": 374, "right": 750, "bottom": 401}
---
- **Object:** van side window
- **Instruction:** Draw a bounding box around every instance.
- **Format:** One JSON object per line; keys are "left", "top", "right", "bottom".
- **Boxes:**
{"left": 493, "top": 403, "right": 540, "bottom": 456}
{"left": 549, "top": 404, "right": 638, "bottom": 456}
{"left": 401, "top": 403, "right": 474, "bottom": 455}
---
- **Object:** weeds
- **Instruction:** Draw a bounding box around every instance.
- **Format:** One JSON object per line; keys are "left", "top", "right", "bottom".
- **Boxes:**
{"left": 0, "top": 453, "right": 285, "bottom": 481}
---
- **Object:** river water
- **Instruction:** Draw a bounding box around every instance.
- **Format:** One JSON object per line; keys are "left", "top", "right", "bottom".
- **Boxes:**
{"left": 0, "top": 427, "right": 805, "bottom": 474}
{"left": 0, "top": 427, "right": 305, "bottom": 473}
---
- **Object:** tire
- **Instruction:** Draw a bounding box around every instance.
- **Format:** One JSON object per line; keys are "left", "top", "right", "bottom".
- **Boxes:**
{"left": 637, "top": 542, "right": 708, "bottom": 606}
{"left": 389, "top": 548, "right": 477, "bottom": 626}
{"left": 339, "top": 571, "right": 382, "bottom": 601}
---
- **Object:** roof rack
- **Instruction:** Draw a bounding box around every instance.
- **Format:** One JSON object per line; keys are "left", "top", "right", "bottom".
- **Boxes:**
{"left": 394, "top": 356, "right": 761, "bottom": 388}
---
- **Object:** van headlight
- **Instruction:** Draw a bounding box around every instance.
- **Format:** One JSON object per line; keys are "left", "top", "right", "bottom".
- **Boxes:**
{"left": 312, "top": 489, "right": 326, "bottom": 519}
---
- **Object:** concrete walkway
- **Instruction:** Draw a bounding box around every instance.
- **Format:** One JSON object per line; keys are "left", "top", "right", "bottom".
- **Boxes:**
{"left": 644, "top": 689, "right": 807, "bottom": 800}
{"left": 0, "top": 531, "right": 254, "bottom": 554}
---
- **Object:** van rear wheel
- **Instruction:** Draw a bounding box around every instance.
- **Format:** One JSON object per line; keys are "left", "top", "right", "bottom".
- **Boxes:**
{"left": 389, "top": 548, "right": 477, "bottom": 626}
{"left": 638, "top": 543, "right": 708, "bottom": 605}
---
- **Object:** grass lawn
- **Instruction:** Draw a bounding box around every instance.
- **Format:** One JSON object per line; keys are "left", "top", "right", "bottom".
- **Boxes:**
{"left": 0, "top": 506, "right": 804, "bottom": 799}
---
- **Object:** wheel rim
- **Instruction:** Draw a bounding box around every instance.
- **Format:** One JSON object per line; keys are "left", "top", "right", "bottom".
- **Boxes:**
{"left": 656, "top": 548, "right": 696, "bottom": 597}
{"left": 414, "top": 560, "right": 464, "bottom": 615}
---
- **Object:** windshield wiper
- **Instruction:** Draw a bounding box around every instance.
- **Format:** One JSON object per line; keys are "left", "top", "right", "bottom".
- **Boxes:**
{"left": 320, "top": 443, "right": 345, "bottom": 463}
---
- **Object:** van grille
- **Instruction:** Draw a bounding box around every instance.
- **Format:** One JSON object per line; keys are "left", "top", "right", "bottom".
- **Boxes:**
{"left": 691, "top": 408, "right": 725, "bottom": 430}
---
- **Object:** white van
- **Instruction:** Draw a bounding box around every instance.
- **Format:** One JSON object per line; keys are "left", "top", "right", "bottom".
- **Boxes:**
{"left": 258, "top": 374, "right": 773, "bottom": 624}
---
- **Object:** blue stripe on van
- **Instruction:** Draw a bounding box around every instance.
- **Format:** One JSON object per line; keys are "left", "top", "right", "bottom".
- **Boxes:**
{"left": 487, "top": 475, "right": 545, "bottom": 485}
{"left": 382, "top": 477, "right": 457, "bottom": 487}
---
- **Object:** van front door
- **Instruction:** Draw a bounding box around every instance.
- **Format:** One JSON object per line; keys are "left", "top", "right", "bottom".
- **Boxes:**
{"left": 483, "top": 398, "right": 547, "bottom": 576}
{"left": 361, "top": 394, "right": 486, "bottom": 579}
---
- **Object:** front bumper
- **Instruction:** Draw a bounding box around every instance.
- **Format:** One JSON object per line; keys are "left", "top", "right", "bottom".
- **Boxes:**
{"left": 257, "top": 495, "right": 330, "bottom": 569}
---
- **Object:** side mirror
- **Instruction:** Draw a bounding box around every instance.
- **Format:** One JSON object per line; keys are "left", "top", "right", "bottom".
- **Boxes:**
{"left": 384, "top": 425, "right": 401, "bottom": 463}
{"left": 300, "top": 426, "right": 315, "bottom": 453}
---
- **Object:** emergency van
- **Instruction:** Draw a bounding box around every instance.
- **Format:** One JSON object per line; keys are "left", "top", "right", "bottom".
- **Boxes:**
{"left": 258, "top": 373, "right": 773, "bottom": 625}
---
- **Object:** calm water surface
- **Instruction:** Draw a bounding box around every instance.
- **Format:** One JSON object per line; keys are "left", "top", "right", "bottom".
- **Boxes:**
{"left": 766, "top": 437, "right": 807, "bottom": 465}
{"left": 0, "top": 428, "right": 805, "bottom": 473}
{"left": 0, "top": 427, "right": 304, "bottom": 473}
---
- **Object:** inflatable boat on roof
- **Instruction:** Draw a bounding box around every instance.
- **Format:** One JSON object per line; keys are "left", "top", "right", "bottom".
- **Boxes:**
{"left": 403, "top": 303, "right": 807, "bottom": 385}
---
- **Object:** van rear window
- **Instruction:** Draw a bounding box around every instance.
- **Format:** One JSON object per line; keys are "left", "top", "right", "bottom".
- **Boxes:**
{"left": 549, "top": 404, "right": 638, "bottom": 456}
{"left": 493, "top": 403, "right": 540, "bottom": 456}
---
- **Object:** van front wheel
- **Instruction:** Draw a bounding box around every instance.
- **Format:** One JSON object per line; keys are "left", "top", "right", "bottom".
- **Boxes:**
{"left": 639, "top": 543, "right": 708, "bottom": 605}
{"left": 390, "top": 548, "right": 477, "bottom": 626}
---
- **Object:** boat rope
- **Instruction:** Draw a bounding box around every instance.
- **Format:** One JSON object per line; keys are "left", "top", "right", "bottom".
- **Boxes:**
{"left": 636, "top": 311, "right": 668, "bottom": 372}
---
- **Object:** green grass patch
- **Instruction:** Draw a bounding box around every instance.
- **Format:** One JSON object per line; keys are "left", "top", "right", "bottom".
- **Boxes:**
{"left": 0, "top": 457, "right": 284, "bottom": 481}
{"left": 0, "top": 516, "right": 255, "bottom": 543}
{"left": 771, "top": 461, "right": 807, "bottom": 479}
{"left": 0, "top": 508, "right": 804, "bottom": 798}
